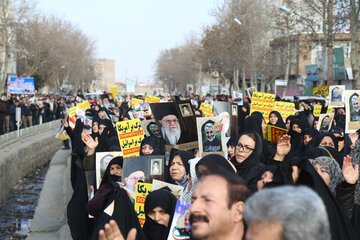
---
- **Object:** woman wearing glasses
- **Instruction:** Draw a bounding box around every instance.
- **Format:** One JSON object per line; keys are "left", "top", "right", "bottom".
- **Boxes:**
{"left": 231, "top": 131, "right": 265, "bottom": 192}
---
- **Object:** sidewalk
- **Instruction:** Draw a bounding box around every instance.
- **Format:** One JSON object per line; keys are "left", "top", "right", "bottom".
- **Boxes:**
{"left": 27, "top": 149, "right": 72, "bottom": 240}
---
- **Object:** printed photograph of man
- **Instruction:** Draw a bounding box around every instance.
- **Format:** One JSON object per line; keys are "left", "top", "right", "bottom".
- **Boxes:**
{"left": 350, "top": 93, "right": 360, "bottom": 121}
{"left": 151, "top": 103, "right": 195, "bottom": 146}
{"left": 331, "top": 87, "right": 342, "bottom": 102}
{"left": 202, "top": 121, "right": 222, "bottom": 152}
{"left": 147, "top": 122, "right": 162, "bottom": 138}
{"left": 319, "top": 115, "right": 331, "bottom": 132}
{"left": 179, "top": 103, "right": 193, "bottom": 117}
{"left": 150, "top": 159, "right": 162, "bottom": 175}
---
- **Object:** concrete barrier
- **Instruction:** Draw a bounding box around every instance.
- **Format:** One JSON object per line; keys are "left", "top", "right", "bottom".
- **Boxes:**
{"left": 0, "top": 120, "right": 63, "bottom": 203}
{"left": 27, "top": 150, "right": 72, "bottom": 240}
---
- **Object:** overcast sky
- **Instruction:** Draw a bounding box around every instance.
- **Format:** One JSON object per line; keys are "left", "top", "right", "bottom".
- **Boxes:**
{"left": 37, "top": 0, "right": 223, "bottom": 83}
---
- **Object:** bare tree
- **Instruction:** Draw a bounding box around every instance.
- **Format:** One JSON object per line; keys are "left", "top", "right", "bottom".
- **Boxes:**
{"left": 16, "top": 14, "right": 96, "bottom": 90}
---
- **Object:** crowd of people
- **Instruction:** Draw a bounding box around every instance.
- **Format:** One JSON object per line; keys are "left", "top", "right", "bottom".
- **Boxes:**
{"left": 63, "top": 90, "right": 360, "bottom": 240}
{"left": 0, "top": 92, "right": 71, "bottom": 135}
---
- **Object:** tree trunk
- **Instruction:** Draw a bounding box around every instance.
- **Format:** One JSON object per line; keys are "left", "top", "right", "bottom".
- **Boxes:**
{"left": 350, "top": 0, "right": 360, "bottom": 89}
{"left": 326, "top": 0, "right": 334, "bottom": 86}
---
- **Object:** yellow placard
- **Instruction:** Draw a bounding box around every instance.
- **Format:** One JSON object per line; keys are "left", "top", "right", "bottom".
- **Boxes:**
{"left": 200, "top": 103, "right": 214, "bottom": 117}
{"left": 327, "top": 107, "right": 334, "bottom": 114}
{"left": 134, "top": 182, "right": 152, "bottom": 227}
{"left": 116, "top": 119, "right": 144, "bottom": 158}
{"left": 131, "top": 98, "right": 144, "bottom": 108}
{"left": 313, "top": 104, "right": 322, "bottom": 117}
{"left": 312, "top": 86, "right": 329, "bottom": 96}
{"left": 273, "top": 101, "right": 295, "bottom": 121}
{"left": 145, "top": 95, "right": 160, "bottom": 104}
{"left": 250, "top": 92, "right": 275, "bottom": 122}
{"left": 110, "top": 86, "right": 118, "bottom": 98}
{"left": 69, "top": 107, "right": 76, "bottom": 118}
{"left": 77, "top": 100, "right": 91, "bottom": 110}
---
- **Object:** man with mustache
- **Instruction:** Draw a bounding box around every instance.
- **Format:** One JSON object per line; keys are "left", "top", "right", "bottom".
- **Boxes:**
{"left": 190, "top": 172, "right": 250, "bottom": 240}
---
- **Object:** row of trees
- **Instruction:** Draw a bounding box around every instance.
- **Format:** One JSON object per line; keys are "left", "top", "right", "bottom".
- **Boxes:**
{"left": 0, "top": 0, "right": 96, "bottom": 93}
{"left": 155, "top": 0, "right": 360, "bottom": 94}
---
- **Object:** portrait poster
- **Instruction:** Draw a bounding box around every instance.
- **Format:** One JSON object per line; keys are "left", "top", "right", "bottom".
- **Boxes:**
{"left": 313, "top": 104, "right": 323, "bottom": 117}
{"left": 265, "top": 125, "right": 288, "bottom": 143}
{"left": 317, "top": 113, "right": 334, "bottom": 132}
{"left": 199, "top": 103, "right": 214, "bottom": 117}
{"left": 151, "top": 179, "right": 184, "bottom": 200}
{"left": 246, "top": 86, "right": 257, "bottom": 99}
{"left": 83, "top": 115, "right": 93, "bottom": 134}
{"left": 196, "top": 116, "right": 227, "bottom": 158}
{"left": 186, "top": 84, "right": 194, "bottom": 94}
{"left": 329, "top": 85, "right": 345, "bottom": 108}
{"left": 273, "top": 101, "right": 295, "bottom": 122}
{"left": 116, "top": 119, "right": 144, "bottom": 158}
{"left": 232, "top": 91, "right": 243, "bottom": 105}
{"left": 249, "top": 92, "right": 275, "bottom": 122}
{"left": 95, "top": 152, "right": 122, "bottom": 190}
{"left": 345, "top": 90, "right": 360, "bottom": 133}
{"left": 151, "top": 101, "right": 198, "bottom": 150}
{"left": 145, "top": 95, "right": 160, "bottom": 104}
{"left": 213, "top": 101, "right": 232, "bottom": 137}
{"left": 231, "top": 104, "right": 239, "bottom": 136}
{"left": 134, "top": 182, "right": 152, "bottom": 227}
{"left": 167, "top": 199, "right": 191, "bottom": 240}
{"left": 122, "top": 155, "right": 164, "bottom": 202}
{"left": 140, "top": 119, "right": 162, "bottom": 138}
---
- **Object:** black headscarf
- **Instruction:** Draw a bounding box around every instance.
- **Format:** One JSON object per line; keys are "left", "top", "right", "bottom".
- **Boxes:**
{"left": 195, "top": 154, "right": 236, "bottom": 178}
{"left": 140, "top": 136, "right": 166, "bottom": 156}
{"left": 268, "top": 111, "right": 286, "bottom": 129}
{"left": 142, "top": 189, "right": 177, "bottom": 240}
{"left": 304, "top": 146, "right": 343, "bottom": 166}
{"left": 315, "top": 132, "right": 339, "bottom": 151}
{"left": 99, "top": 156, "right": 123, "bottom": 187}
{"left": 231, "top": 131, "right": 265, "bottom": 191}
{"left": 243, "top": 114, "right": 263, "bottom": 138}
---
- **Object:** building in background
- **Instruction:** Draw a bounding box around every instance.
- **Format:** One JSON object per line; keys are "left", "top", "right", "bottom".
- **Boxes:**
{"left": 269, "top": 33, "right": 352, "bottom": 96}
{"left": 94, "top": 59, "right": 115, "bottom": 91}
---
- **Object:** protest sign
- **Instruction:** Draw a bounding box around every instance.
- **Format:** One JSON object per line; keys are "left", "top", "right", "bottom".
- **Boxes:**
{"left": 312, "top": 86, "right": 329, "bottom": 96}
{"left": 110, "top": 86, "right": 118, "bottom": 98}
{"left": 199, "top": 103, "right": 214, "bottom": 117}
{"left": 116, "top": 119, "right": 144, "bottom": 158}
{"left": 151, "top": 102, "right": 198, "bottom": 150}
{"left": 122, "top": 155, "right": 164, "bottom": 203}
{"left": 68, "top": 106, "right": 77, "bottom": 129}
{"left": 151, "top": 179, "right": 184, "bottom": 199}
{"left": 317, "top": 113, "right": 334, "bottom": 132}
{"left": 145, "top": 95, "right": 160, "bottom": 104}
{"left": 134, "top": 182, "right": 152, "bottom": 227}
{"left": 313, "top": 104, "right": 322, "bottom": 117}
{"left": 213, "top": 101, "right": 231, "bottom": 136}
{"left": 250, "top": 92, "right": 275, "bottom": 122}
{"left": 273, "top": 101, "right": 295, "bottom": 121}
{"left": 232, "top": 91, "right": 243, "bottom": 105}
{"left": 329, "top": 85, "right": 345, "bottom": 108}
{"left": 77, "top": 100, "right": 91, "bottom": 111}
{"left": 167, "top": 200, "right": 191, "bottom": 240}
{"left": 95, "top": 152, "right": 122, "bottom": 190}
{"left": 196, "top": 116, "right": 227, "bottom": 158}
{"left": 140, "top": 120, "right": 162, "bottom": 138}
{"left": 131, "top": 98, "right": 144, "bottom": 109}
{"left": 345, "top": 90, "right": 360, "bottom": 133}
{"left": 265, "top": 125, "right": 288, "bottom": 143}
